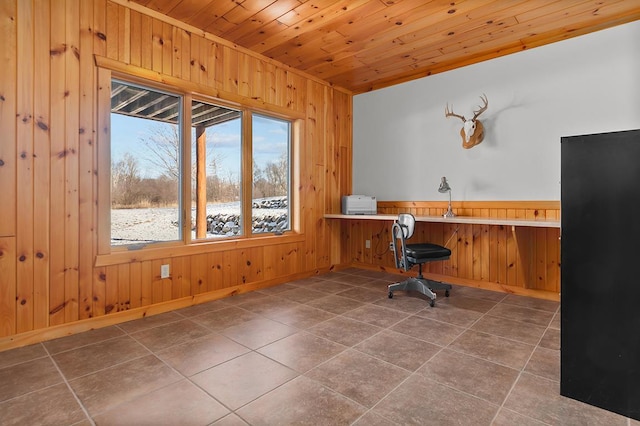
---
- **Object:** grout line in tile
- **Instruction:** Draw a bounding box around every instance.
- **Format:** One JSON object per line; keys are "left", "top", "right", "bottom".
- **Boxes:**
{"left": 489, "top": 304, "right": 561, "bottom": 425}
{"left": 359, "top": 342, "right": 449, "bottom": 425}
{"left": 45, "top": 333, "right": 129, "bottom": 356}
{"left": 116, "top": 315, "right": 187, "bottom": 335}
{"left": 140, "top": 357, "right": 236, "bottom": 419}
{"left": 62, "top": 352, "right": 154, "bottom": 382}
{"left": 42, "top": 343, "right": 97, "bottom": 426}
{"left": 0, "top": 342, "right": 49, "bottom": 370}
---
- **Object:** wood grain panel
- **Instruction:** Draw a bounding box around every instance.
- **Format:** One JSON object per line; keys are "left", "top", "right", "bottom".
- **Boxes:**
{"left": 0, "top": 0, "right": 17, "bottom": 238}
{"left": 193, "top": 33, "right": 208, "bottom": 85}
{"left": 222, "top": 250, "right": 239, "bottom": 288}
{"left": 15, "top": 0, "right": 35, "bottom": 334}
{"left": 207, "top": 251, "right": 225, "bottom": 291}
{"left": 222, "top": 45, "right": 238, "bottom": 94}
{"left": 189, "top": 253, "right": 206, "bottom": 295}
{"left": 239, "top": 247, "right": 264, "bottom": 285}
{"left": 180, "top": 256, "right": 194, "bottom": 299}
{"left": 78, "top": 0, "right": 95, "bottom": 321}
{"left": 49, "top": 0, "right": 67, "bottom": 325}
{"left": 33, "top": 0, "right": 51, "bottom": 330}
{"left": 152, "top": 18, "right": 163, "bottom": 73}
{"left": 203, "top": 38, "right": 217, "bottom": 90}
{"left": 93, "top": 267, "right": 107, "bottom": 317}
{"left": 105, "top": 264, "right": 119, "bottom": 314}
{"left": 266, "top": 242, "right": 301, "bottom": 279}
{"left": 140, "top": 13, "right": 152, "bottom": 70}
{"left": 302, "top": 80, "right": 324, "bottom": 271}
{"left": 117, "top": 263, "right": 131, "bottom": 311}
{"left": 0, "top": 237, "right": 17, "bottom": 337}
{"left": 179, "top": 26, "right": 190, "bottom": 81}
{"left": 129, "top": 10, "right": 141, "bottom": 67}
{"left": 150, "top": 259, "right": 163, "bottom": 304}
{"left": 129, "top": 262, "right": 142, "bottom": 308}
{"left": 105, "top": 1, "right": 119, "bottom": 60}
{"left": 136, "top": 261, "right": 151, "bottom": 306}
{"left": 238, "top": 54, "right": 254, "bottom": 99}
{"left": 64, "top": 0, "right": 80, "bottom": 324}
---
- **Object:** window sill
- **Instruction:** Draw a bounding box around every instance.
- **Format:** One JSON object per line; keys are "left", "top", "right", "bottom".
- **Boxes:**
{"left": 95, "top": 232, "right": 305, "bottom": 267}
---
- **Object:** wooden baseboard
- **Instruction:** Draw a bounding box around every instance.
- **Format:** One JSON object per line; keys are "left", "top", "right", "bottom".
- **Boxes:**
{"left": 0, "top": 267, "right": 332, "bottom": 353}
{"left": 349, "top": 263, "right": 560, "bottom": 301}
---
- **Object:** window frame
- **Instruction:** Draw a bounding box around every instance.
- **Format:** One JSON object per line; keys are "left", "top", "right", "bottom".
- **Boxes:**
{"left": 109, "top": 78, "right": 185, "bottom": 247}
{"left": 250, "top": 112, "right": 292, "bottom": 236}
{"left": 189, "top": 97, "right": 243, "bottom": 241}
{"left": 96, "top": 66, "right": 302, "bottom": 263}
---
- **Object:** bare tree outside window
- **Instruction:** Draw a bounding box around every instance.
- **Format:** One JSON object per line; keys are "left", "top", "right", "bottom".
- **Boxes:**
{"left": 111, "top": 153, "right": 142, "bottom": 207}
{"left": 140, "top": 125, "right": 181, "bottom": 181}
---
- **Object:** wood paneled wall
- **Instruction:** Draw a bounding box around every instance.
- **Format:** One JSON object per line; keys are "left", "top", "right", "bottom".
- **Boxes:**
{"left": 337, "top": 201, "right": 561, "bottom": 300}
{"left": 0, "top": 0, "right": 351, "bottom": 350}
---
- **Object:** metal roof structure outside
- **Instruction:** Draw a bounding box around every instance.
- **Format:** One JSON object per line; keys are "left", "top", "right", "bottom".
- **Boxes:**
{"left": 111, "top": 80, "right": 241, "bottom": 128}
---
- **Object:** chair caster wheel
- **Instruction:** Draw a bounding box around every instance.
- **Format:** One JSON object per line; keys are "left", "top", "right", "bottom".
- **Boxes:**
{"left": 388, "top": 292, "right": 394, "bottom": 299}
{"left": 429, "top": 299, "right": 435, "bottom": 307}
{"left": 445, "top": 290, "right": 450, "bottom": 297}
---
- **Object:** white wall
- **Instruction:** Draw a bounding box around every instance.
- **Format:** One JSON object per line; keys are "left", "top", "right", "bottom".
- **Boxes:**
{"left": 353, "top": 21, "right": 640, "bottom": 201}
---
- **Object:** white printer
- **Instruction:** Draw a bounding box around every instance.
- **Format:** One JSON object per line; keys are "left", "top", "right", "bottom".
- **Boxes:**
{"left": 341, "top": 195, "right": 377, "bottom": 215}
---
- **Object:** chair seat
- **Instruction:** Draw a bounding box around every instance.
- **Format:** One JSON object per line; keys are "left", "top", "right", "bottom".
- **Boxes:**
{"left": 406, "top": 243, "right": 451, "bottom": 260}
{"left": 390, "top": 214, "right": 452, "bottom": 306}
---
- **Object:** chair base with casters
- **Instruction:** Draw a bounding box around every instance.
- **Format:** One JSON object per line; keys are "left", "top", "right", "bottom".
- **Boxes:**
{"left": 388, "top": 214, "right": 453, "bottom": 307}
{"left": 388, "top": 262, "right": 452, "bottom": 307}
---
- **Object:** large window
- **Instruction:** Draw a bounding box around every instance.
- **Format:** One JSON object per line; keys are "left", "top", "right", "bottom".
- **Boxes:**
{"left": 252, "top": 114, "right": 290, "bottom": 235}
{"left": 109, "top": 78, "right": 292, "bottom": 248}
{"left": 191, "top": 100, "right": 242, "bottom": 240}
{"left": 110, "top": 81, "right": 182, "bottom": 246}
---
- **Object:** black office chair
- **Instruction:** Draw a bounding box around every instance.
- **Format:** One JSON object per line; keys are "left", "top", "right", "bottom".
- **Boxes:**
{"left": 388, "top": 213, "right": 452, "bottom": 307}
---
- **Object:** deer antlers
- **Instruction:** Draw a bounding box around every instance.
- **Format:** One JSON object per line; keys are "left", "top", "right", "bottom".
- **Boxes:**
{"left": 445, "top": 94, "right": 489, "bottom": 149}
{"left": 444, "top": 94, "right": 488, "bottom": 122}
{"left": 472, "top": 94, "right": 488, "bottom": 120}
{"left": 444, "top": 104, "right": 466, "bottom": 121}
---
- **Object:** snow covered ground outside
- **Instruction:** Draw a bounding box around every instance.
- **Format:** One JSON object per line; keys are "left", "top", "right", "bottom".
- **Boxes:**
{"left": 111, "top": 201, "right": 287, "bottom": 245}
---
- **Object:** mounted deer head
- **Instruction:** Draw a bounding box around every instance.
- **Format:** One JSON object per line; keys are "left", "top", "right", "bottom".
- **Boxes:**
{"left": 445, "top": 94, "right": 488, "bottom": 149}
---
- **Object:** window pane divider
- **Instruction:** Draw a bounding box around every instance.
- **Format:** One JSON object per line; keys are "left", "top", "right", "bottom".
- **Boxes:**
{"left": 182, "top": 93, "right": 192, "bottom": 244}
{"left": 241, "top": 110, "right": 253, "bottom": 236}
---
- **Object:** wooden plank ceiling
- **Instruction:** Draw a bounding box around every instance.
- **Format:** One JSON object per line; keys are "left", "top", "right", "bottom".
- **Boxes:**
{"left": 131, "top": 0, "right": 640, "bottom": 93}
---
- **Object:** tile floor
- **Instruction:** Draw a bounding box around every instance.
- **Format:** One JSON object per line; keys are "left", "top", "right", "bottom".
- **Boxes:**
{"left": 1, "top": 268, "right": 638, "bottom": 425}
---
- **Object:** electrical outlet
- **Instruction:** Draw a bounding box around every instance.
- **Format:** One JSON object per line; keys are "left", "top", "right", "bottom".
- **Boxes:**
{"left": 160, "top": 264, "right": 170, "bottom": 279}
{"left": 365, "top": 239, "right": 371, "bottom": 249}
{"left": 389, "top": 242, "right": 394, "bottom": 250}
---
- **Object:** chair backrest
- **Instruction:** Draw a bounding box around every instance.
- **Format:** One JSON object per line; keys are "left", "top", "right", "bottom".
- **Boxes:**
{"left": 397, "top": 213, "right": 415, "bottom": 239}
{"left": 392, "top": 213, "right": 416, "bottom": 271}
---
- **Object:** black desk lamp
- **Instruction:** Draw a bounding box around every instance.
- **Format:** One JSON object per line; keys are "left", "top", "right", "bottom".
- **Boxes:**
{"left": 438, "top": 176, "right": 455, "bottom": 218}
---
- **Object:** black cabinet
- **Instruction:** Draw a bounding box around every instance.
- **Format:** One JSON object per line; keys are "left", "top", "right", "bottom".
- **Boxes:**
{"left": 561, "top": 129, "right": 640, "bottom": 420}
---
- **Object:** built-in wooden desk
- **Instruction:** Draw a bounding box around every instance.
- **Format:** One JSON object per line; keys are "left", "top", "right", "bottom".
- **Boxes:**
{"left": 324, "top": 213, "right": 560, "bottom": 229}
{"left": 325, "top": 212, "right": 561, "bottom": 301}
